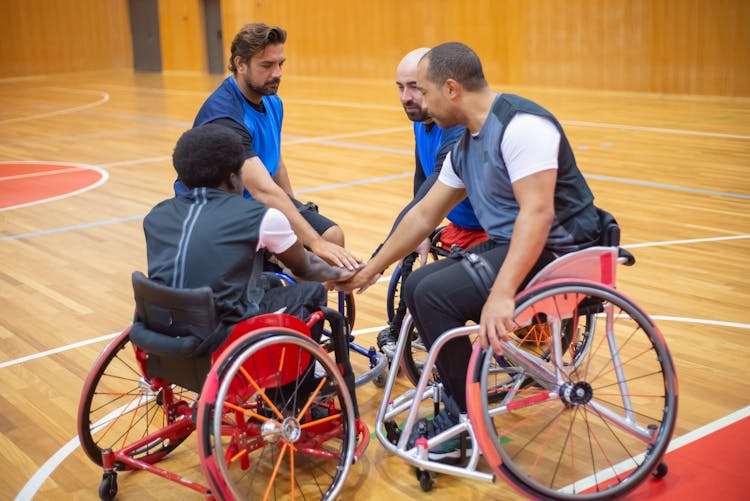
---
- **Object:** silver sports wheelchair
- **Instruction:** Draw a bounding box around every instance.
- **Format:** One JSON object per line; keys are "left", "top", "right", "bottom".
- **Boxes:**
{"left": 77, "top": 272, "right": 370, "bottom": 500}
{"left": 375, "top": 208, "right": 678, "bottom": 498}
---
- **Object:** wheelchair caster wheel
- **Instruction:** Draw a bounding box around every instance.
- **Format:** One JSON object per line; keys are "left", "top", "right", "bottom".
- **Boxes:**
{"left": 652, "top": 461, "right": 668, "bottom": 479}
{"left": 373, "top": 371, "right": 387, "bottom": 388}
{"left": 415, "top": 468, "right": 434, "bottom": 492}
{"left": 98, "top": 471, "right": 118, "bottom": 501}
{"left": 384, "top": 420, "right": 401, "bottom": 444}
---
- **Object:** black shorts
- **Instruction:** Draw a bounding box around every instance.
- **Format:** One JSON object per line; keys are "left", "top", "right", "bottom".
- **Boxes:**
{"left": 290, "top": 196, "right": 337, "bottom": 236}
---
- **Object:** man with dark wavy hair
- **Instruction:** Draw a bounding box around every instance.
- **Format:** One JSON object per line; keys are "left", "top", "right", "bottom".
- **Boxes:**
{"left": 149, "top": 124, "right": 354, "bottom": 349}
{"left": 175, "top": 23, "right": 358, "bottom": 271}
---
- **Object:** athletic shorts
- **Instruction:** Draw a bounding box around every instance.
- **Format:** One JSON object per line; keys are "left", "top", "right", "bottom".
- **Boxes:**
{"left": 291, "top": 196, "right": 337, "bottom": 236}
{"left": 438, "top": 222, "right": 489, "bottom": 250}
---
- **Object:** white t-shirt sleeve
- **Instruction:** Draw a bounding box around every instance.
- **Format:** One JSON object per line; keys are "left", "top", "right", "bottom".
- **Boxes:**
{"left": 436, "top": 151, "right": 465, "bottom": 189}
{"left": 256, "top": 208, "right": 298, "bottom": 254}
{"left": 501, "top": 113, "right": 560, "bottom": 183}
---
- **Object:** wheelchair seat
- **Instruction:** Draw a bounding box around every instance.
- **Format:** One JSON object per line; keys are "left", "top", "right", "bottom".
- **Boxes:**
{"left": 130, "top": 271, "right": 221, "bottom": 392}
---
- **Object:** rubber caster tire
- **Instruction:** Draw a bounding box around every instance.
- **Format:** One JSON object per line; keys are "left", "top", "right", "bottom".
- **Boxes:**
{"left": 652, "top": 461, "right": 668, "bottom": 479}
{"left": 99, "top": 472, "right": 118, "bottom": 501}
{"left": 415, "top": 468, "right": 434, "bottom": 492}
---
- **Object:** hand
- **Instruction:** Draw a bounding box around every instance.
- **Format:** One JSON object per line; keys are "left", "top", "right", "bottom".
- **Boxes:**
{"left": 478, "top": 289, "right": 517, "bottom": 355}
{"left": 333, "top": 266, "right": 376, "bottom": 294}
{"left": 309, "top": 239, "right": 360, "bottom": 270}
{"left": 416, "top": 237, "right": 431, "bottom": 266}
{"left": 323, "top": 264, "right": 361, "bottom": 290}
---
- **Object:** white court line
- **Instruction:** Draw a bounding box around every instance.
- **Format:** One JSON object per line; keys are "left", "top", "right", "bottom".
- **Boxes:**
{"left": 0, "top": 162, "right": 109, "bottom": 212}
{"left": 0, "top": 88, "right": 109, "bottom": 126}
{"left": 0, "top": 166, "right": 88, "bottom": 181}
{"left": 623, "top": 234, "right": 750, "bottom": 248}
{"left": 13, "top": 326, "right": 750, "bottom": 500}
{"left": 74, "top": 83, "right": 750, "bottom": 140}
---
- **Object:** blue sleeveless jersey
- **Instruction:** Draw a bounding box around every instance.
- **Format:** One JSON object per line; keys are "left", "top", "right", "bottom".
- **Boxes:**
{"left": 175, "top": 76, "right": 284, "bottom": 199}
{"left": 414, "top": 122, "right": 481, "bottom": 229}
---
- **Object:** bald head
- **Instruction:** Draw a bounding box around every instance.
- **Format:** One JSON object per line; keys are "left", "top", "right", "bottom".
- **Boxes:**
{"left": 396, "top": 47, "right": 431, "bottom": 123}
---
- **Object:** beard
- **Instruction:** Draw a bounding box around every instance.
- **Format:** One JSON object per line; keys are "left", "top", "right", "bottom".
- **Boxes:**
{"left": 247, "top": 77, "right": 281, "bottom": 96}
{"left": 402, "top": 103, "right": 429, "bottom": 122}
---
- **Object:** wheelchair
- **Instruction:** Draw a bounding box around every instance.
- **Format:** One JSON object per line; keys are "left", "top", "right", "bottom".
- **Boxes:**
{"left": 274, "top": 272, "right": 388, "bottom": 388}
{"left": 383, "top": 227, "right": 454, "bottom": 385}
{"left": 77, "top": 271, "right": 370, "bottom": 500}
{"left": 375, "top": 209, "right": 678, "bottom": 498}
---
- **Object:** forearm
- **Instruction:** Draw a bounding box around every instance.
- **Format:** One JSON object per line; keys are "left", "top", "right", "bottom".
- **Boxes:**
{"left": 256, "top": 188, "right": 322, "bottom": 247}
{"left": 290, "top": 253, "right": 343, "bottom": 282}
{"left": 367, "top": 202, "right": 441, "bottom": 275}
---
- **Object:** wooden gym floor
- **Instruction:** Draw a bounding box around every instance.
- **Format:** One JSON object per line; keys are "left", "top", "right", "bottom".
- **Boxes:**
{"left": 1, "top": 70, "right": 749, "bottom": 500}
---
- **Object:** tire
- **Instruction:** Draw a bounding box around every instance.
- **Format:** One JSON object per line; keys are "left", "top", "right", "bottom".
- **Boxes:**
{"left": 77, "top": 328, "right": 194, "bottom": 467}
{"left": 466, "top": 280, "right": 678, "bottom": 500}
{"left": 197, "top": 328, "right": 357, "bottom": 501}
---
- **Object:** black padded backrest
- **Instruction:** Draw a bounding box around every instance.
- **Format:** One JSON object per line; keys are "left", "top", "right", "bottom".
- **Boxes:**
{"left": 131, "top": 271, "right": 217, "bottom": 341}
{"left": 596, "top": 207, "right": 621, "bottom": 247}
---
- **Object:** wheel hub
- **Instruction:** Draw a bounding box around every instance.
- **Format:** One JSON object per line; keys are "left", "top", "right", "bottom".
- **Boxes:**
{"left": 560, "top": 381, "right": 593, "bottom": 406}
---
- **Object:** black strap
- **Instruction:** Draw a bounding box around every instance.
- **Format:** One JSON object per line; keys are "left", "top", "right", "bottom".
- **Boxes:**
{"left": 451, "top": 245, "right": 495, "bottom": 297}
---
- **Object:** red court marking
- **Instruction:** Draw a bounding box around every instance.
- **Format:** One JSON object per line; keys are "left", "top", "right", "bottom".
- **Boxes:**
{"left": 624, "top": 415, "right": 750, "bottom": 500}
{"left": 0, "top": 161, "right": 107, "bottom": 210}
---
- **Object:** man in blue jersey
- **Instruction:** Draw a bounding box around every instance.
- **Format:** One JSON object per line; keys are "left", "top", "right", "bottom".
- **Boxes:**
{"left": 375, "top": 48, "right": 488, "bottom": 356}
{"left": 147, "top": 124, "right": 356, "bottom": 352}
{"left": 175, "top": 23, "right": 358, "bottom": 271}
{"left": 338, "top": 43, "right": 601, "bottom": 460}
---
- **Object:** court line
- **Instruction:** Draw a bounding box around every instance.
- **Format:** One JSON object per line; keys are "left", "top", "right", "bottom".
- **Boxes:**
{"left": 0, "top": 166, "right": 90, "bottom": 181}
{"left": 0, "top": 88, "right": 109, "bottom": 126}
{"left": 76, "top": 84, "right": 750, "bottom": 140}
{"left": 11, "top": 316, "right": 750, "bottom": 499}
{"left": 586, "top": 174, "right": 750, "bottom": 199}
{"left": 0, "top": 162, "right": 110, "bottom": 212}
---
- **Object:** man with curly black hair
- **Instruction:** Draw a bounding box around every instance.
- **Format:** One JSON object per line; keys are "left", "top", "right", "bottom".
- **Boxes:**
{"left": 147, "top": 124, "right": 355, "bottom": 343}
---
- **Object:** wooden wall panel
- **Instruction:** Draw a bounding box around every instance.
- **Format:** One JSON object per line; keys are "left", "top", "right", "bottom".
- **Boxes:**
{"left": 0, "top": 0, "right": 132, "bottom": 78}
{"left": 220, "top": 0, "right": 750, "bottom": 96}
{"left": 0, "top": 0, "right": 748, "bottom": 96}
{"left": 158, "top": 0, "right": 207, "bottom": 72}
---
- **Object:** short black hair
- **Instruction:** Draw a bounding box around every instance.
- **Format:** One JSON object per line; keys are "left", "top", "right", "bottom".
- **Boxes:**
{"left": 423, "top": 42, "right": 487, "bottom": 91}
{"left": 172, "top": 124, "right": 244, "bottom": 189}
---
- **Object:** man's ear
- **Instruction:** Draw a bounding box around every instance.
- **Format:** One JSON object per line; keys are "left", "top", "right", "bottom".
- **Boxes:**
{"left": 444, "top": 78, "right": 461, "bottom": 100}
{"left": 234, "top": 55, "right": 247, "bottom": 73}
{"left": 229, "top": 170, "right": 243, "bottom": 194}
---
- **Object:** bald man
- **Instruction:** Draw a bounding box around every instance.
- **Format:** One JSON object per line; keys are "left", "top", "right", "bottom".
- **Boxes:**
{"left": 375, "top": 48, "right": 487, "bottom": 356}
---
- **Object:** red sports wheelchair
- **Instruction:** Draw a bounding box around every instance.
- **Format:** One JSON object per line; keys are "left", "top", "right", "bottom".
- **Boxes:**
{"left": 77, "top": 271, "right": 369, "bottom": 500}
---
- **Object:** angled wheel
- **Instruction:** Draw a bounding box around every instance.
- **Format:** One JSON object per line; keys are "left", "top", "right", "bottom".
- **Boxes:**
{"left": 77, "top": 327, "right": 195, "bottom": 467}
{"left": 197, "top": 328, "right": 357, "bottom": 501}
{"left": 467, "top": 281, "right": 678, "bottom": 500}
{"left": 398, "top": 315, "right": 435, "bottom": 386}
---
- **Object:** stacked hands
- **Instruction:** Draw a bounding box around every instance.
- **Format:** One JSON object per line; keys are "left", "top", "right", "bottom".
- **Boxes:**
{"left": 321, "top": 251, "right": 514, "bottom": 356}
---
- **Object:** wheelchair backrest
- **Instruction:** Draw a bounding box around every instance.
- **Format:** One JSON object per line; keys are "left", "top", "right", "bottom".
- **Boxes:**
{"left": 130, "top": 271, "right": 218, "bottom": 357}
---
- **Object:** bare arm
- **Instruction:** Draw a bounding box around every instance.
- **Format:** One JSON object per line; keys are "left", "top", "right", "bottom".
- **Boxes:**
{"left": 275, "top": 240, "right": 355, "bottom": 283}
{"left": 480, "top": 169, "right": 556, "bottom": 354}
{"left": 339, "top": 180, "right": 466, "bottom": 292}
{"left": 242, "top": 156, "right": 358, "bottom": 269}
{"left": 273, "top": 156, "right": 294, "bottom": 196}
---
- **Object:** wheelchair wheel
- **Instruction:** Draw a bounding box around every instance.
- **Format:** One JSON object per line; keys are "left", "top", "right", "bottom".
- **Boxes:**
{"left": 385, "top": 263, "right": 402, "bottom": 324}
{"left": 466, "top": 281, "right": 678, "bottom": 500}
{"left": 197, "top": 328, "right": 357, "bottom": 501}
{"left": 77, "top": 327, "right": 195, "bottom": 467}
{"left": 398, "top": 315, "right": 434, "bottom": 386}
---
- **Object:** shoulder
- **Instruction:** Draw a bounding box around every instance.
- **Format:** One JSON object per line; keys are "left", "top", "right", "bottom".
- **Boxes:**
{"left": 439, "top": 124, "right": 465, "bottom": 146}
{"left": 195, "top": 77, "right": 245, "bottom": 126}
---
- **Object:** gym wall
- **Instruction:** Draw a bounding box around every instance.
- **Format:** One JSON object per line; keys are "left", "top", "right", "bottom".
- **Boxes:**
{"left": 1, "top": 0, "right": 748, "bottom": 97}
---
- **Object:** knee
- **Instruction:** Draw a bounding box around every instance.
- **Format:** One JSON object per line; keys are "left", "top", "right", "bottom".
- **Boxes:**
{"left": 402, "top": 265, "right": 433, "bottom": 312}
{"left": 321, "top": 225, "right": 345, "bottom": 246}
